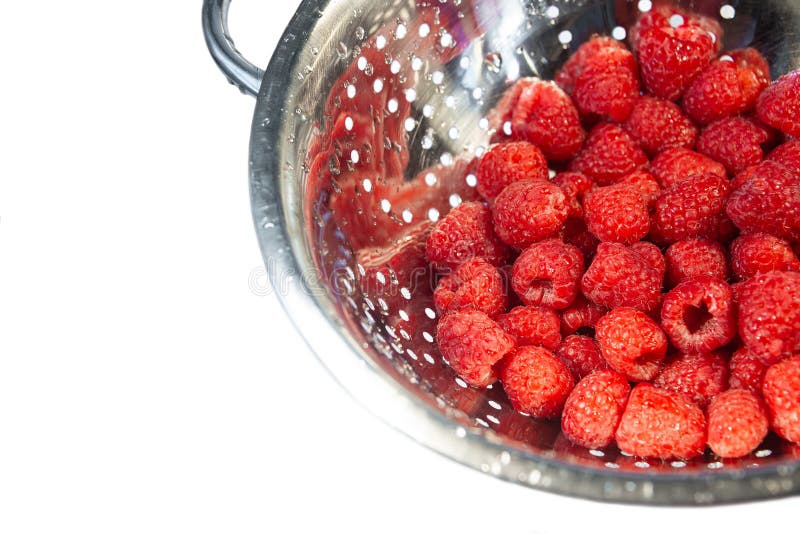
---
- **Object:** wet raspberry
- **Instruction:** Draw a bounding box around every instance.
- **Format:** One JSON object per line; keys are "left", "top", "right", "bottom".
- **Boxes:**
{"left": 661, "top": 275, "right": 736, "bottom": 353}
{"left": 763, "top": 356, "right": 800, "bottom": 443}
{"left": 492, "top": 179, "right": 568, "bottom": 249}
{"left": 757, "top": 70, "right": 800, "bottom": 137}
{"left": 767, "top": 139, "right": 800, "bottom": 175}
{"left": 560, "top": 294, "right": 607, "bottom": 336}
{"left": 573, "top": 46, "right": 640, "bottom": 123}
{"left": 560, "top": 218, "right": 600, "bottom": 261}
{"left": 568, "top": 124, "right": 648, "bottom": 186}
{"left": 697, "top": 116, "right": 774, "bottom": 174}
{"left": 512, "top": 239, "right": 584, "bottom": 310}
{"left": 555, "top": 335, "right": 609, "bottom": 381}
{"left": 649, "top": 147, "right": 727, "bottom": 189}
{"left": 653, "top": 351, "right": 729, "bottom": 408}
{"left": 583, "top": 185, "right": 650, "bottom": 244}
{"left": 623, "top": 96, "right": 697, "bottom": 156}
{"left": 619, "top": 171, "right": 661, "bottom": 210}
{"left": 433, "top": 258, "right": 507, "bottom": 317}
{"left": 729, "top": 348, "right": 771, "bottom": 395}
{"left": 561, "top": 370, "right": 630, "bottom": 449}
{"left": 425, "top": 202, "right": 510, "bottom": 271}
{"left": 629, "top": 4, "right": 723, "bottom": 54}
{"left": 738, "top": 271, "right": 800, "bottom": 360}
{"left": 476, "top": 141, "right": 549, "bottom": 200}
{"left": 497, "top": 306, "right": 561, "bottom": 350}
{"left": 730, "top": 234, "right": 800, "bottom": 281}
{"left": 555, "top": 35, "right": 625, "bottom": 95}
{"left": 499, "top": 346, "right": 575, "bottom": 418}
{"left": 664, "top": 238, "right": 728, "bottom": 286}
{"left": 581, "top": 242, "right": 663, "bottom": 313}
{"left": 553, "top": 172, "right": 593, "bottom": 219}
{"left": 596, "top": 307, "right": 668, "bottom": 382}
{"left": 707, "top": 389, "right": 769, "bottom": 458}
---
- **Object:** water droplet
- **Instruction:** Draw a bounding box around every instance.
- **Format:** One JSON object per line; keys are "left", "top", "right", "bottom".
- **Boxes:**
{"left": 354, "top": 26, "right": 365, "bottom": 40}
{"left": 418, "top": 23, "right": 430, "bottom": 37}
{"left": 484, "top": 51, "right": 502, "bottom": 73}
{"left": 396, "top": 23, "right": 408, "bottom": 39}
{"left": 376, "top": 35, "right": 387, "bottom": 49}
{"left": 328, "top": 155, "right": 341, "bottom": 175}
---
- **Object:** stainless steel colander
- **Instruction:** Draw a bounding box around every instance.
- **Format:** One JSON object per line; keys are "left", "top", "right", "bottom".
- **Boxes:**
{"left": 203, "top": 0, "right": 800, "bottom": 504}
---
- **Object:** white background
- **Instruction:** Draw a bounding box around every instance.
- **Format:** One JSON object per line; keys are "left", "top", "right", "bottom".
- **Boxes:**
{"left": 0, "top": 1, "right": 795, "bottom": 532}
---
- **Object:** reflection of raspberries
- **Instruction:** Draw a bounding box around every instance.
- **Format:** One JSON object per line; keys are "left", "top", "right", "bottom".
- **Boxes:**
{"left": 654, "top": 352, "right": 729, "bottom": 408}
{"left": 491, "top": 179, "right": 568, "bottom": 249}
{"left": 738, "top": 271, "right": 800, "bottom": 360}
{"left": 433, "top": 258, "right": 507, "bottom": 317}
{"left": 664, "top": 238, "right": 728, "bottom": 286}
{"left": 553, "top": 172, "right": 593, "bottom": 219}
{"left": 568, "top": 124, "right": 648, "bottom": 186}
{"left": 560, "top": 294, "right": 606, "bottom": 336}
{"left": 596, "top": 307, "right": 667, "bottom": 382}
{"left": 707, "top": 389, "right": 769, "bottom": 458}
{"left": 757, "top": 70, "right": 800, "bottom": 137}
{"left": 583, "top": 184, "right": 649, "bottom": 244}
{"left": 649, "top": 147, "right": 726, "bottom": 189}
{"left": 651, "top": 173, "right": 734, "bottom": 244}
{"left": 499, "top": 346, "right": 575, "bottom": 418}
{"left": 555, "top": 335, "right": 608, "bottom": 381}
{"left": 729, "top": 348, "right": 772, "bottom": 394}
{"left": 512, "top": 239, "right": 584, "bottom": 310}
{"left": 697, "top": 116, "right": 774, "bottom": 174}
{"left": 763, "top": 356, "right": 800, "bottom": 442}
{"left": 496, "top": 306, "right": 561, "bottom": 350}
{"left": 425, "top": 202, "right": 510, "bottom": 271}
{"left": 562, "top": 370, "right": 630, "bottom": 449}
{"left": 581, "top": 242, "right": 662, "bottom": 313}
{"left": 730, "top": 234, "right": 800, "bottom": 281}
{"left": 573, "top": 46, "right": 640, "bottom": 123}
{"left": 476, "top": 141, "right": 549, "bottom": 200}
{"left": 661, "top": 275, "right": 735, "bottom": 353}
{"left": 555, "top": 35, "right": 624, "bottom": 95}
{"left": 623, "top": 96, "right": 697, "bottom": 155}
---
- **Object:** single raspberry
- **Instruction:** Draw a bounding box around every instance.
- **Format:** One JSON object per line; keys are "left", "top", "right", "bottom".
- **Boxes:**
{"left": 583, "top": 185, "right": 649, "bottom": 245}
{"left": 730, "top": 234, "right": 800, "bottom": 281}
{"left": 491, "top": 179, "right": 568, "bottom": 249}
{"left": 763, "top": 356, "right": 800, "bottom": 442}
{"left": 619, "top": 171, "right": 661, "bottom": 210}
{"left": 629, "top": 4, "right": 723, "bottom": 54}
{"left": 729, "top": 348, "right": 770, "bottom": 395}
{"left": 496, "top": 306, "right": 561, "bottom": 350}
{"left": 726, "top": 161, "right": 800, "bottom": 242}
{"left": 756, "top": 70, "right": 800, "bottom": 137}
{"left": 425, "top": 202, "right": 510, "bottom": 271}
{"left": 707, "top": 389, "right": 769, "bottom": 458}
{"left": 697, "top": 116, "right": 774, "bottom": 174}
{"left": 738, "top": 271, "right": 800, "bottom": 360}
{"left": 664, "top": 238, "right": 728, "bottom": 286}
{"left": 623, "top": 96, "right": 697, "bottom": 156}
{"left": 630, "top": 241, "right": 666, "bottom": 282}
{"left": 650, "top": 173, "right": 734, "bottom": 244}
{"left": 660, "top": 275, "right": 736, "bottom": 353}
{"left": 616, "top": 383, "right": 707, "bottom": 459}
{"left": 729, "top": 47, "right": 771, "bottom": 86}
{"left": 555, "top": 35, "right": 625, "bottom": 95}
{"left": 555, "top": 335, "right": 609, "bottom": 381}
{"left": 560, "top": 218, "right": 600, "bottom": 261}
{"left": 560, "top": 294, "right": 607, "bottom": 336}
{"left": 653, "top": 351, "right": 729, "bottom": 408}
{"left": 433, "top": 258, "right": 507, "bottom": 317}
{"left": 573, "top": 46, "right": 640, "bottom": 123}
{"left": 512, "top": 239, "right": 584, "bottom": 310}
{"left": 561, "top": 370, "right": 630, "bottom": 449}
{"left": 637, "top": 25, "right": 716, "bottom": 101}
{"left": 581, "top": 242, "right": 663, "bottom": 313}
{"left": 553, "top": 172, "right": 593, "bottom": 219}
{"left": 568, "top": 124, "right": 648, "bottom": 186}
{"left": 768, "top": 139, "right": 800, "bottom": 175}
{"left": 596, "top": 307, "right": 668, "bottom": 381}
{"left": 649, "top": 147, "right": 726, "bottom": 189}
{"left": 476, "top": 141, "right": 549, "bottom": 200}
{"left": 499, "top": 346, "right": 575, "bottom": 418}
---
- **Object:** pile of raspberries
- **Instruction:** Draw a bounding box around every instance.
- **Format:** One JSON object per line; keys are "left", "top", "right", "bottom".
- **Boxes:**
{"left": 428, "top": 4, "right": 800, "bottom": 460}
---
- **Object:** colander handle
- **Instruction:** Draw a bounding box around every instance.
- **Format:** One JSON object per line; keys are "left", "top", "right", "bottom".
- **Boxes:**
{"left": 202, "top": 0, "right": 264, "bottom": 97}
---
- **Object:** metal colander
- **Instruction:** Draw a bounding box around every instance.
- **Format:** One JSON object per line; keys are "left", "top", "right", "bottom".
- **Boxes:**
{"left": 203, "top": 0, "right": 800, "bottom": 504}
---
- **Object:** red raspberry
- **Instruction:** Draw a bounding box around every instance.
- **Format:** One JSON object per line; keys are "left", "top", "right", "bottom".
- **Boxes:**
{"left": 499, "top": 346, "right": 575, "bottom": 418}
{"left": 768, "top": 139, "right": 800, "bottom": 175}
{"left": 619, "top": 171, "right": 661, "bottom": 210}
{"left": 630, "top": 241, "right": 666, "bottom": 281}
{"left": 581, "top": 242, "right": 663, "bottom": 313}
{"left": 491, "top": 179, "right": 568, "bottom": 249}
{"left": 738, "top": 271, "right": 800, "bottom": 360}
{"left": 653, "top": 351, "right": 729, "bottom": 408}
{"left": 615, "top": 383, "right": 707, "bottom": 459}
{"left": 650, "top": 173, "right": 734, "bottom": 244}
{"left": 568, "top": 124, "right": 648, "bottom": 186}
{"left": 707, "top": 389, "right": 769, "bottom": 458}
{"left": 730, "top": 234, "right": 800, "bottom": 281}
{"left": 726, "top": 161, "right": 800, "bottom": 242}
{"left": 629, "top": 4, "right": 723, "bottom": 54}
{"left": 560, "top": 294, "right": 606, "bottom": 336}
{"left": 555, "top": 35, "right": 625, "bottom": 95}
{"left": 555, "top": 335, "right": 609, "bottom": 381}
{"left": 697, "top": 116, "right": 774, "bottom": 174}
{"left": 763, "top": 356, "right": 800, "bottom": 442}
{"left": 757, "top": 70, "right": 800, "bottom": 137}
{"left": 476, "top": 141, "right": 549, "bottom": 200}
{"left": 436, "top": 309, "right": 516, "bottom": 387}
{"left": 729, "top": 348, "right": 770, "bottom": 395}
{"left": 637, "top": 25, "right": 716, "bottom": 101}
{"left": 660, "top": 275, "right": 736, "bottom": 353}
{"left": 553, "top": 172, "right": 593, "bottom": 219}
{"left": 664, "top": 238, "right": 728, "bottom": 286}
{"left": 583, "top": 185, "right": 649, "bottom": 245}
{"left": 425, "top": 202, "right": 510, "bottom": 271}
{"left": 730, "top": 47, "right": 771, "bottom": 85}
{"left": 512, "top": 239, "right": 584, "bottom": 310}
{"left": 433, "top": 258, "right": 507, "bottom": 317}
{"left": 561, "top": 370, "right": 630, "bottom": 449}
{"left": 596, "top": 307, "right": 668, "bottom": 382}
{"left": 496, "top": 306, "right": 561, "bottom": 350}
{"left": 649, "top": 147, "right": 726, "bottom": 189}
{"left": 573, "top": 46, "right": 640, "bottom": 123}
{"left": 560, "top": 218, "right": 600, "bottom": 261}
{"left": 623, "top": 96, "right": 697, "bottom": 156}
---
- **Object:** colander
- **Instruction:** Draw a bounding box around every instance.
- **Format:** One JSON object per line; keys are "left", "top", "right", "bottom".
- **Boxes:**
{"left": 203, "top": 0, "right": 800, "bottom": 504}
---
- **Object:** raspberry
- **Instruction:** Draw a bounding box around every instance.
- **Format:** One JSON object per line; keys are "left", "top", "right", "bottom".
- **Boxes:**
{"left": 707, "top": 389, "right": 769, "bottom": 458}
{"left": 619, "top": 171, "right": 661, "bottom": 210}
{"left": 649, "top": 147, "right": 726, "bottom": 189}
{"left": 763, "top": 356, "right": 800, "bottom": 442}
{"left": 573, "top": 46, "right": 640, "bottom": 123}
{"left": 629, "top": 4, "right": 723, "bottom": 54}
{"left": 730, "top": 47, "right": 771, "bottom": 85}
{"left": 726, "top": 161, "right": 800, "bottom": 242}
{"left": 499, "top": 346, "right": 575, "bottom": 418}
{"left": 697, "top": 116, "right": 774, "bottom": 174}
{"left": 615, "top": 383, "right": 707, "bottom": 459}
{"left": 738, "top": 271, "right": 800, "bottom": 360}
{"left": 756, "top": 70, "right": 800, "bottom": 137}
{"left": 581, "top": 242, "right": 663, "bottom": 313}
{"left": 568, "top": 124, "right": 648, "bottom": 186}
{"left": 630, "top": 241, "right": 666, "bottom": 281}
{"left": 653, "top": 351, "right": 729, "bottom": 408}
{"left": 433, "top": 258, "right": 507, "bottom": 317}
{"left": 553, "top": 172, "right": 593, "bottom": 219}
{"left": 583, "top": 185, "right": 649, "bottom": 244}
{"left": 555, "top": 35, "right": 625, "bottom": 95}
{"left": 491, "top": 179, "right": 568, "bottom": 249}
{"left": 436, "top": 309, "right": 516, "bottom": 387}
{"left": 476, "top": 141, "right": 549, "bottom": 200}
{"left": 730, "top": 234, "right": 800, "bottom": 281}
{"left": 596, "top": 307, "right": 668, "bottom": 382}
{"left": 512, "top": 239, "right": 584, "bottom": 310}
{"left": 623, "top": 96, "right": 697, "bottom": 156}
{"left": 637, "top": 25, "right": 716, "bottom": 101}
{"left": 560, "top": 218, "right": 600, "bottom": 261}
{"left": 650, "top": 173, "right": 734, "bottom": 244}
{"left": 496, "top": 306, "right": 561, "bottom": 350}
{"left": 425, "top": 202, "right": 510, "bottom": 270}
{"left": 555, "top": 335, "right": 609, "bottom": 381}
{"left": 561, "top": 370, "right": 630, "bottom": 449}
{"left": 729, "top": 348, "right": 770, "bottom": 394}
{"left": 660, "top": 275, "right": 736, "bottom": 353}
{"left": 768, "top": 139, "right": 800, "bottom": 175}
{"left": 664, "top": 238, "right": 728, "bottom": 286}
{"left": 560, "top": 294, "right": 606, "bottom": 336}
